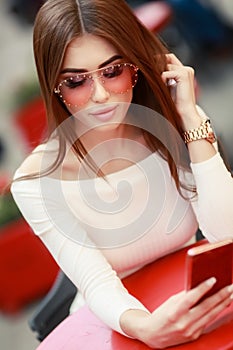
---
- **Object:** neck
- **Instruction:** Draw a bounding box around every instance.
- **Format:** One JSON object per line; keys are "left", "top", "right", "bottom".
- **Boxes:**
{"left": 74, "top": 122, "right": 149, "bottom": 176}
{"left": 78, "top": 122, "right": 143, "bottom": 151}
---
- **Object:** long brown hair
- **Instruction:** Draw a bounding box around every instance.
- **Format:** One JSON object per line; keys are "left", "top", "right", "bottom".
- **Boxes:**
{"left": 29, "top": 0, "right": 192, "bottom": 194}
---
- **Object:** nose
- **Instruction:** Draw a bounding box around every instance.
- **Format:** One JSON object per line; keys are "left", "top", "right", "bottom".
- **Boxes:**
{"left": 90, "top": 77, "right": 110, "bottom": 104}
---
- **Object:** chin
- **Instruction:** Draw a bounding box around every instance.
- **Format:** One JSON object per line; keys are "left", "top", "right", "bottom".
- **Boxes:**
{"left": 93, "top": 121, "right": 122, "bottom": 132}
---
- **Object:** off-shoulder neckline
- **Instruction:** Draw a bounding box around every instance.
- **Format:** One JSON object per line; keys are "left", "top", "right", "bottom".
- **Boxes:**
{"left": 15, "top": 152, "right": 160, "bottom": 183}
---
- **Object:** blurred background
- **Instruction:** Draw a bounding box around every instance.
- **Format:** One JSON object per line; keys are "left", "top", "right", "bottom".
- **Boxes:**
{"left": 0, "top": 0, "right": 232, "bottom": 349}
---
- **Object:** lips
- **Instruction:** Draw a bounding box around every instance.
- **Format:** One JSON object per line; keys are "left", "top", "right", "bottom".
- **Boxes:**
{"left": 89, "top": 105, "right": 118, "bottom": 122}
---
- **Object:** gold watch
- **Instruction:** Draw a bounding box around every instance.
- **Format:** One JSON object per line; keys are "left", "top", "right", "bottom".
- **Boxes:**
{"left": 183, "top": 119, "right": 216, "bottom": 144}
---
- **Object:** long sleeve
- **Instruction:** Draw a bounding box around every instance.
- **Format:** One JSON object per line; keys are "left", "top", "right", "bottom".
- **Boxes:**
{"left": 11, "top": 178, "right": 149, "bottom": 336}
{"left": 190, "top": 152, "right": 233, "bottom": 241}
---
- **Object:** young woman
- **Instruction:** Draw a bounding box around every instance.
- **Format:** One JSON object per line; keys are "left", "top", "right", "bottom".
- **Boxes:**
{"left": 11, "top": 0, "right": 233, "bottom": 348}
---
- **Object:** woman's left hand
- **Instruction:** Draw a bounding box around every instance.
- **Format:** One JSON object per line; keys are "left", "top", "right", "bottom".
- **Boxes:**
{"left": 161, "top": 53, "right": 202, "bottom": 130}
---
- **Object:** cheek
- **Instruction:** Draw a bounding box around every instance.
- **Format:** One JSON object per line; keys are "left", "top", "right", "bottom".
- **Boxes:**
{"left": 114, "top": 89, "right": 133, "bottom": 104}
{"left": 66, "top": 105, "right": 82, "bottom": 117}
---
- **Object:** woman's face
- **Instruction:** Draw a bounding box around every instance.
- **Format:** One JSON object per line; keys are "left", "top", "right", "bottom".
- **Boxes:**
{"left": 57, "top": 34, "right": 137, "bottom": 133}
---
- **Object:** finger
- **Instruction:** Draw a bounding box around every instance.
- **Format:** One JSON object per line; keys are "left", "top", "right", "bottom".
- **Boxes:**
{"left": 161, "top": 65, "right": 195, "bottom": 86}
{"left": 192, "top": 283, "right": 233, "bottom": 317}
{"left": 167, "top": 78, "right": 177, "bottom": 87}
{"left": 165, "top": 53, "right": 184, "bottom": 67}
{"left": 161, "top": 278, "right": 218, "bottom": 317}
{"left": 187, "top": 288, "right": 233, "bottom": 336}
{"left": 161, "top": 70, "right": 181, "bottom": 85}
{"left": 198, "top": 292, "right": 232, "bottom": 324}
{"left": 184, "top": 277, "right": 217, "bottom": 309}
{"left": 165, "top": 64, "right": 195, "bottom": 78}
{"left": 180, "top": 284, "right": 233, "bottom": 339}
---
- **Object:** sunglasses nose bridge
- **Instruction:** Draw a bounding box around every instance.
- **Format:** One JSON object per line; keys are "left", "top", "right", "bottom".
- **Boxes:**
{"left": 90, "top": 70, "right": 104, "bottom": 83}
{"left": 89, "top": 71, "right": 107, "bottom": 90}
{"left": 89, "top": 72, "right": 110, "bottom": 102}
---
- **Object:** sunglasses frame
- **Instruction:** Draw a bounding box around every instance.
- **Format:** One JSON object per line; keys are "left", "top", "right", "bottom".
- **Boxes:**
{"left": 54, "top": 62, "right": 139, "bottom": 107}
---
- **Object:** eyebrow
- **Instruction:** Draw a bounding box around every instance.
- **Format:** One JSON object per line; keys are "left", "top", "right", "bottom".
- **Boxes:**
{"left": 60, "top": 55, "right": 123, "bottom": 74}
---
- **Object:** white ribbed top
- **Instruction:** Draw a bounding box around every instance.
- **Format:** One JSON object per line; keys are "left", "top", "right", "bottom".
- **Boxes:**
{"left": 11, "top": 151, "right": 233, "bottom": 335}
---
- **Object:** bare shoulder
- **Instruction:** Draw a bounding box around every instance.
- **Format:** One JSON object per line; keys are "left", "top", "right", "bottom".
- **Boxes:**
{"left": 15, "top": 140, "right": 59, "bottom": 177}
{"left": 15, "top": 139, "right": 81, "bottom": 180}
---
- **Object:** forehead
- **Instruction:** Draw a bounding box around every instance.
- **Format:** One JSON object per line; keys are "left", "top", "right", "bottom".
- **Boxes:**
{"left": 62, "top": 34, "right": 120, "bottom": 70}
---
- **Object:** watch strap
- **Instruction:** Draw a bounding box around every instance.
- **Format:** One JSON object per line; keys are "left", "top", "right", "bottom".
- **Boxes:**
{"left": 183, "top": 119, "right": 216, "bottom": 144}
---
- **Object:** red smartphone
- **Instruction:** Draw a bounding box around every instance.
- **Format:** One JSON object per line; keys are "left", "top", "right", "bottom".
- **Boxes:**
{"left": 185, "top": 239, "right": 233, "bottom": 303}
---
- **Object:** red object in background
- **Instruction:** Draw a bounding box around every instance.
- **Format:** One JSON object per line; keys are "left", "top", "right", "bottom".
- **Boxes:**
{"left": 134, "top": 1, "right": 173, "bottom": 33}
{"left": 14, "top": 97, "right": 47, "bottom": 151}
{"left": 0, "top": 218, "right": 59, "bottom": 313}
{"left": 0, "top": 98, "right": 56, "bottom": 313}
{"left": 0, "top": 173, "right": 9, "bottom": 192}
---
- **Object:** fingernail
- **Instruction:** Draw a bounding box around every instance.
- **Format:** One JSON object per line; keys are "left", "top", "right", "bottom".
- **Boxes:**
{"left": 230, "top": 293, "right": 233, "bottom": 300}
{"left": 206, "top": 277, "right": 217, "bottom": 286}
{"left": 228, "top": 285, "right": 233, "bottom": 293}
{"left": 167, "top": 78, "right": 177, "bottom": 86}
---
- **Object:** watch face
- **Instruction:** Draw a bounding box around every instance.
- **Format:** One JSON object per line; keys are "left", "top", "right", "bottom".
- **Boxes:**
{"left": 205, "top": 120, "right": 216, "bottom": 144}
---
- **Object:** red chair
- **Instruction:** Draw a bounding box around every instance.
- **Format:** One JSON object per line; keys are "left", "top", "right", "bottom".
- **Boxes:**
{"left": 0, "top": 218, "right": 59, "bottom": 313}
{"left": 0, "top": 173, "right": 9, "bottom": 192}
{"left": 13, "top": 97, "right": 47, "bottom": 151}
{"left": 0, "top": 97, "right": 56, "bottom": 313}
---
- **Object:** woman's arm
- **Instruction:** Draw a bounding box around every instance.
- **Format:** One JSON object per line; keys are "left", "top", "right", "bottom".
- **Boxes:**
{"left": 120, "top": 278, "right": 233, "bottom": 348}
{"left": 162, "top": 53, "right": 233, "bottom": 241}
{"left": 162, "top": 53, "right": 217, "bottom": 163}
{"left": 10, "top": 177, "right": 149, "bottom": 335}
{"left": 190, "top": 152, "right": 233, "bottom": 241}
